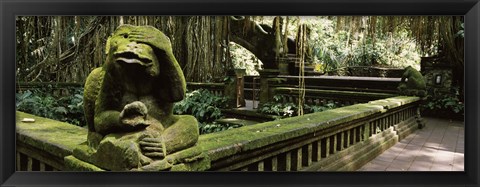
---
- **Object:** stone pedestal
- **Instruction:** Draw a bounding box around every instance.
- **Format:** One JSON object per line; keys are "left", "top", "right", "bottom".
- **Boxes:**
{"left": 258, "top": 69, "right": 280, "bottom": 106}
{"left": 65, "top": 145, "right": 211, "bottom": 171}
{"left": 278, "top": 59, "right": 289, "bottom": 75}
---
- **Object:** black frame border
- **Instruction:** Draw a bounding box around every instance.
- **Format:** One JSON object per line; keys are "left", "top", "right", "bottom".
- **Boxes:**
{"left": 1, "top": 0, "right": 479, "bottom": 186}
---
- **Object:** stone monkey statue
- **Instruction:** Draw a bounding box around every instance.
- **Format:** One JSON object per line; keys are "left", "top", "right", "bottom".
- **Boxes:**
{"left": 397, "top": 66, "right": 427, "bottom": 97}
{"left": 81, "top": 25, "right": 199, "bottom": 171}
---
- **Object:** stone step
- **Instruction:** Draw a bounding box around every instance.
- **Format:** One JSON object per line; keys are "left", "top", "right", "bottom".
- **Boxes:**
{"left": 221, "top": 108, "right": 277, "bottom": 122}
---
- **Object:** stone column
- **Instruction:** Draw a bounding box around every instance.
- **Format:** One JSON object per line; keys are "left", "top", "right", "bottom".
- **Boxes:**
{"left": 278, "top": 58, "right": 289, "bottom": 75}
{"left": 258, "top": 69, "right": 280, "bottom": 106}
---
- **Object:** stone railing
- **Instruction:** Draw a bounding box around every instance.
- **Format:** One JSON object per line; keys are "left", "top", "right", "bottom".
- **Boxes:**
{"left": 16, "top": 112, "right": 87, "bottom": 171}
{"left": 276, "top": 75, "right": 402, "bottom": 94}
{"left": 258, "top": 73, "right": 401, "bottom": 106}
{"left": 186, "top": 82, "right": 225, "bottom": 96}
{"left": 273, "top": 87, "right": 397, "bottom": 107}
{"left": 192, "top": 73, "right": 403, "bottom": 102}
{"left": 198, "top": 96, "right": 422, "bottom": 171}
{"left": 16, "top": 96, "right": 423, "bottom": 171}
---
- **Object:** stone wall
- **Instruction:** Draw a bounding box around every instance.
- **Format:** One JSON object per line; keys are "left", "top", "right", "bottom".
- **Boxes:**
{"left": 421, "top": 56, "right": 454, "bottom": 94}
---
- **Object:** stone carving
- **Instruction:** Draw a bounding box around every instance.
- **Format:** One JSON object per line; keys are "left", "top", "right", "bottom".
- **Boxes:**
{"left": 76, "top": 25, "right": 207, "bottom": 171}
{"left": 420, "top": 56, "right": 454, "bottom": 94}
{"left": 397, "top": 66, "right": 427, "bottom": 97}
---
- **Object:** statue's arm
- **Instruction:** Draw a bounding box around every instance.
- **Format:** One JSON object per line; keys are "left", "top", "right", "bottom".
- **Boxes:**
{"left": 161, "top": 115, "right": 199, "bottom": 154}
{"left": 94, "top": 110, "right": 121, "bottom": 135}
{"left": 128, "top": 28, "right": 186, "bottom": 102}
{"left": 139, "top": 115, "right": 199, "bottom": 157}
{"left": 93, "top": 75, "right": 123, "bottom": 135}
{"left": 93, "top": 73, "right": 148, "bottom": 135}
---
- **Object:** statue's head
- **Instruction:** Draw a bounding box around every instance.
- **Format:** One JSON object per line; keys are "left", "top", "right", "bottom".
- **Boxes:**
{"left": 104, "top": 24, "right": 185, "bottom": 102}
{"left": 105, "top": 25, "right": 159, "bottom": 77}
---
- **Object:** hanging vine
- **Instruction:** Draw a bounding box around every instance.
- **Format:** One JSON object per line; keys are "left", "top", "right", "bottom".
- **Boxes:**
{"left": 16, "top": 16, "right": 231, "bottom": 84}
{"left": 296, "top": 23, "right": 308, "bottom": 116}
{"left": 183, "top": 16, "right": 228, "bottom": 82}
{"left": 16, "top": 15, "right": 463, "bottom": 95}
{"left": 283, "top": 16, "right": 290, "bottom": 56}
{"left": 274, "top": 16, "right": 283, "bottom": 58}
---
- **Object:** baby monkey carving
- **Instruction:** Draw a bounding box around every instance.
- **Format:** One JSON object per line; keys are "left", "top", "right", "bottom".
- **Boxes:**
{"left": 82, "top": 25, "right": 199, "bottom": 171}
{"left": 397, "top": 66, "right": 427, "bottom": 97}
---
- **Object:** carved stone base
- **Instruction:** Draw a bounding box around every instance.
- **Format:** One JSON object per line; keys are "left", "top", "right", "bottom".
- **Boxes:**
{"left": 66, "top": 145, "right": 210, "bottom": 171}
{"left": 64, "top": 155, "right": 104, "bottom": 171}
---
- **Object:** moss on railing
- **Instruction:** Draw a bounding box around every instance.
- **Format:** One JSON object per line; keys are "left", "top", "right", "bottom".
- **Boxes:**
{"left": 16, "top": 111, "right": 87, "bottom": 159}
{"left": 367, "top": 96, "right": 420, "bottom": 109}
{"left": 198, "top": 96, "right": 419, "bottom": 162}
{"left": 16, "top": 96, "right": 420, "bottom": 171}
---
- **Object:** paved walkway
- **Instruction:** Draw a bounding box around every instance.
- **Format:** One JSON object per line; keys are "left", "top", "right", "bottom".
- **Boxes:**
{"left": 358, "top": 117, "right": 464, "bottom": 171}
{"left": 241, "top": 100, "right": 464, "bottom": 171}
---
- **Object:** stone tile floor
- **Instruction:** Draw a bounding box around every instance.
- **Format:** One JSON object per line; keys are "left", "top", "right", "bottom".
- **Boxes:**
{"left": 358, "top": 117, "right": 464, "bottom": 171}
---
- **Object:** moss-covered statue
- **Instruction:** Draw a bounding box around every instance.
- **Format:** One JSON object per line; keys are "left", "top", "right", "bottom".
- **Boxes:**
{"left": 74, "top": 25, "right": 208, "bottom": 171}
{"left": 397, "top": 66, "right": 427, "bottom": 97}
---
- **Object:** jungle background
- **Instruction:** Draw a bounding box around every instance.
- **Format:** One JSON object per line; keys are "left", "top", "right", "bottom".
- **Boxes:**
{"left": 15, "top": 16, "right": 464, "bottom": 130}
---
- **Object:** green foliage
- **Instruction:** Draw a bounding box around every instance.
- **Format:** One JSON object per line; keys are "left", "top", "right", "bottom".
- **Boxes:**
{"left": 304, "top": 102, "right": 338, "bottom": 113}
{"left": 173, "top": 89, "right": 228, "bottom": 123}
{"left": 173, "top": 89, "right": 236, "bottom": 134}
{"left": 198, "top": 122, "right": 244, "bottom": 135}
{"left": 258, "top": 95, "right": 339, "bottom": 118}
{"left": 256, "top": 16, "right": 422, "bottom": 71}
{"left": 16, "top": 87, "right": 85, "bottom": 126}
{"left": 258, "top": 102, "right": 296, "bottom": 118}
{"left": 223, "top": 76, "right": 235, "bottom": 84}
{"left": 455, "top": 23, "right": 464, "bottom": 38}
{"left": 422, "top": 87, "right": 464, "bottom": 114}
{"left": 229, "top": 42, "right": 263, "bottom": 75}
{"left": 307, "top": 20, "right": 421, "bottom": 71}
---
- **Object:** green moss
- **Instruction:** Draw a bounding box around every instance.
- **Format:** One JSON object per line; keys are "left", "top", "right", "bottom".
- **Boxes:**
{"left": 83, "top": 67, "right": 105, "bottom": 130}
{"left": 64, "top": 155, "right": 104, "bottom": 171}
{"left": 16, "top": 111, "right": 88, "bottom": 158}
{"left": 77, "top": 25, "right": 203, "bottom": 171}
{"left": 198, "top": 103, "right": 383, "bottom": 161}
{"left": 71, "top": 145, "right": 211, "bottom": 171}
{"left": 215, "top": 118, "right": 259, "bottom": 126}
{"left": 197, "top": 96, "right": 419, "bottom": 161}
{"left": 368, "top": 96, "right": 420, "bottom": 109}
{"left": 17, "top": 95, "right": 420, "bottom": 171}
{"left": 398, "top": 66, "right": 427, "bottom": 96}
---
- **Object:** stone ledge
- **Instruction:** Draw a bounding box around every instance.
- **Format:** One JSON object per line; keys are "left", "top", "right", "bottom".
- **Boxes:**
{"left": 16, "top": 111, "right": 88, "bottom": 158}
{"left": 199, "top": 96, "right": 419, "bottom": 162}
{"left": 16, "top": 96, "right": 420, "bottom": 172}
{"left": 64, "top": 155, "right": 104, "bottom": 171}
